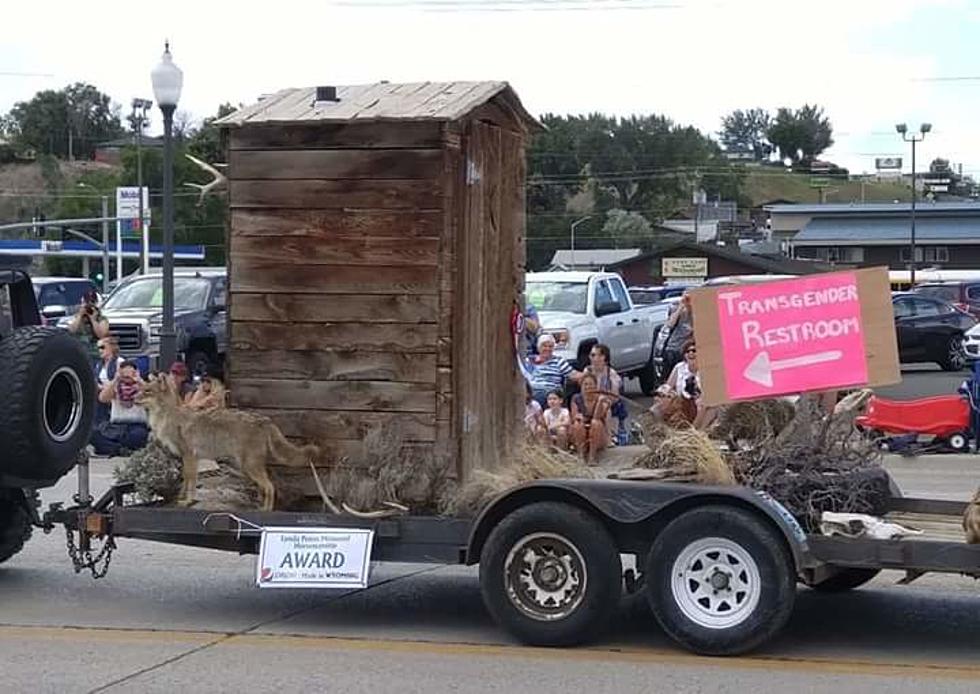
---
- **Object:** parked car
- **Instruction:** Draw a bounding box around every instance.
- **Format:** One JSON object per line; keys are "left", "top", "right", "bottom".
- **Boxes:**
{"left": 627, "top": 284, "right": 693, "bottom": 306}
{"left": 912, "top": 281, "right": 980, "bottom": 320}
{"left": 90, "top": 267, "right": 227, "bottom": 377}
{"left": 31, "top": 276, "right": 99, "bottom": 326}
{"left": 962, "top": 322, "right": 980, "bottom": 362}
{"left": 525, "top": 271, "right": 670, "bottom": 394}
{"left": 893, "top": 293, "right": 976, "bottom": 371}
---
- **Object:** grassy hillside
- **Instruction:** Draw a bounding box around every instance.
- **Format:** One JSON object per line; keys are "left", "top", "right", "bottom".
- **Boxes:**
{"left": 0, "top": 159, "right": 118, "bottom": 222}
{"left": 743, "top": 166, "right": 912, "bottom": 206}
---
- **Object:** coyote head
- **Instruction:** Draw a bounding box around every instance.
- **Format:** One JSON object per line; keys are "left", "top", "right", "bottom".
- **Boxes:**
{"left": 137, "top": 373, "right": 181, "bottom": 412}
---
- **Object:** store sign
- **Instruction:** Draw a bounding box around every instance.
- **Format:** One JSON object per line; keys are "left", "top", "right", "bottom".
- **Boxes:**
{"left": 662, "top": 257, "right": 708, "bottom": 278}
{"left": 875, "top": 157, "right": 903, "bottom": 170}
{"left": 115, "top": 186, "right": 150, "bottom": 221}
{"left": 257, "top": 528, "right": 374, "bottom": 589}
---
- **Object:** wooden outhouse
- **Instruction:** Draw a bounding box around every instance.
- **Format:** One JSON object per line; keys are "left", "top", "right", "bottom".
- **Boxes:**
{"left": 217, "top": 81, "right": 540, "bottom": 480}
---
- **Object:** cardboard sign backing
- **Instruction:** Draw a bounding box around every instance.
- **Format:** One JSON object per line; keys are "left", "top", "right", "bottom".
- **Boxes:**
{"left": 690, "top": 267, "right": 901, "bottom": 406}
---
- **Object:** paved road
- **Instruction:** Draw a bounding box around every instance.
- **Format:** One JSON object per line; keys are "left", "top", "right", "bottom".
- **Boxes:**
{"left": 1, "top": 456, "right": 978, "bottom": 693}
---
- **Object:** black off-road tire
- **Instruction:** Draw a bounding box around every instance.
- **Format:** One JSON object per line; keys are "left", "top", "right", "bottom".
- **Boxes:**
{"left": 480, "top": 502, "right": 622, "bottom": 647}
{"left": 0, "top": 326, "right": 95, "bottom": 487}
{"left": 806, "top": 568, "right": 880, "bottom": 593}
{"left": 645, "top": 505, "right": 796, "bottom": 656}
{"left": 0, "top": 493, "right": 32, "bottom": 564}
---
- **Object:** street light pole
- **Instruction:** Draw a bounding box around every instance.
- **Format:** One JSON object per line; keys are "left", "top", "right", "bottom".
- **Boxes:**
{"left": 151, "top": 42, "right": 183, "bottom": 371}
{"left": 101, "top": 196, "right": 109, "bottom": 294}
{"left": 570, "top": 216, "right": 591, "bottom": 268}
{"left": 896, "top": 122, "right": 931, "bottom": 287}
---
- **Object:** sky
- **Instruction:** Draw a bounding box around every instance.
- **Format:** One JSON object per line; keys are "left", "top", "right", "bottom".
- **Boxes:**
{"left": 3, "top": 0, "right": 980, "bottom": 176}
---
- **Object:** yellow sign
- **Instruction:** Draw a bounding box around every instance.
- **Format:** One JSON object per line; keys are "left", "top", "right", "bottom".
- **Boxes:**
{"left": 662, "top": 257, "right": 708, "bottom": 278}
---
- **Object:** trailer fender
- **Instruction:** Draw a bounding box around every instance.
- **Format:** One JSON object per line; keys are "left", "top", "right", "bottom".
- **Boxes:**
{"left": 465, "top": 479, "right": 816, "bottom": 573}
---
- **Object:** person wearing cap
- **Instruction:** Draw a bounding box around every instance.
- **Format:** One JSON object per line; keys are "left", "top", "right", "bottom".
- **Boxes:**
{"left": 168, "top": 361, "right": 195, "bottom": 402}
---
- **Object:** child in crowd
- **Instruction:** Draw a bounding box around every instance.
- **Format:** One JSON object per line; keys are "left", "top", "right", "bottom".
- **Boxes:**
{"left": 524, "top": 381, "right": 546, "bottom": 441}
{"left": 542, "top": 390, "right": 570, "bottom": 450}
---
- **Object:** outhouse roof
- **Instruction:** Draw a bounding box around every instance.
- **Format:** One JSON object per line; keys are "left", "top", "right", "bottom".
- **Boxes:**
{"left": 216, "top": 81, "right": 540, "bottom": 129}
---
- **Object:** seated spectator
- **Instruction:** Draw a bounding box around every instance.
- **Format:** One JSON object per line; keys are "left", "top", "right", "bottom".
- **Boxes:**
{"left": 168, "top": 361, "right": 196, "bottom": 403}
{"left": 90, "top": 360, "right": 149, "bottom": 456}
{"left": 523, "top": 382, "right": 546, "bottom": 442}
{"left": 570, "top": 373, "right": 613, "bottom": 464}
{"left": 527, "top": 334, "right": 581, "bottom": 408}
{"left": 651, "top": 340, "right": 716, "bottom": 430}
{"left": 583, "top": 343, "right": 626, "bottom": 442}
{"left": 542, "top": 390, "right": 571, "bottom": 450}
{"left": 186, "top": 375, "right": 227, "bottom": 411}
{"left": 94, "top": 337, "right": 124, "bottom": 425}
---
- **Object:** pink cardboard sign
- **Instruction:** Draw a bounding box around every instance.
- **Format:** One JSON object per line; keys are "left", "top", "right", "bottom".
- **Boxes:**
{"left": 716, "top": 272, "right": 868, "bottom": 400}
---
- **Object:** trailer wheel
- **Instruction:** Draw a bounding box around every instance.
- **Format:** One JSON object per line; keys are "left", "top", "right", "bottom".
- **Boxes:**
{"left": 480, "top": 502, "right": 621, "bottom": 647}
{"left": 0, "top": 493, "right": 32, "bottom": 565}
{"left": 806, "top": 568, "right": 880, "bottom": 592}
{"left": 645, "top": 505, "right": 796, "bottom": 656}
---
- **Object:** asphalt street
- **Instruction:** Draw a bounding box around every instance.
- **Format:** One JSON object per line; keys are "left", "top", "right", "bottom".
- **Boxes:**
{"left": 1, "top": 369, "right": 978, "bottom": 693}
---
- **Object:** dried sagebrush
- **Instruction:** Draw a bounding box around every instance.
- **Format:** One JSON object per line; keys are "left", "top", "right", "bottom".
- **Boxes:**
{"left": 113, "top": 439, "right": 183, "bottom": 503}
{"left": 634, "top": 427, "right": 735, "bottom": 486}
{"left": 445, "top": 443, "right": 596, "bottom": 517}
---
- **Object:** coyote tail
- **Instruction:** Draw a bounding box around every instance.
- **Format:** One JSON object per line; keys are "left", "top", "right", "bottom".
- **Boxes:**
{"left": 266, "top": 424, "right": 321, "bottom": 466}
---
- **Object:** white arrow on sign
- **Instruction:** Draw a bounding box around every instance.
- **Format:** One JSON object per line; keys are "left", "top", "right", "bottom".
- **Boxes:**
{"left": 743, "top": 350, "right": 843, "bottom": 388}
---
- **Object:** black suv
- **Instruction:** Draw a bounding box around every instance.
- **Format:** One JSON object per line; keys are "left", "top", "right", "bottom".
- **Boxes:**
{"left": 913, "top": 282, "right": 980, "bottom": 320}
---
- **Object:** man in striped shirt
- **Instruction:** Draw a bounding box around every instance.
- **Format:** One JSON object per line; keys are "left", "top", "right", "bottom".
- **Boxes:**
{"left": 528, "top": 334, "right": 582, "bottom": 407}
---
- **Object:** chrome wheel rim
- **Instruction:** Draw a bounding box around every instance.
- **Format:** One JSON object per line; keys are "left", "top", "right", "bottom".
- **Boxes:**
{"left": 504, "top": 532, "right": 587, "bottom": 622}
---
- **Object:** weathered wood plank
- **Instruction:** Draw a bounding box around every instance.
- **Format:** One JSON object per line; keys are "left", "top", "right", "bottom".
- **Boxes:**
{"left": 230, "top": 234, "right": 438, "bottom": 268}
{"left": 230, "top": 179, "right": 443, "bottom": 210}
{"left": 230, "top": 350, "right": 437, "bottom": 383}
{"left": 229, "top": 122, "right": 445, "bottom": 150}
{"left": 231, "top": 209, "right": 443, "bottom": 239}
{"left": 229, "top": 149, "right": 444, "bottom": 180}
{"left": 233, "top": 379, "right": 435, "bottom": 413}
{"left": 249, "top": 409, "right": 436, "bottom": 442}
{"left": 231, "top": 293, "right": 438, "bottom": 324}
{"left": 233, "top": 260, "right": 438, "bottom": 295}
{"left": 232, "top": 323, "right": 438, "bottom": 354}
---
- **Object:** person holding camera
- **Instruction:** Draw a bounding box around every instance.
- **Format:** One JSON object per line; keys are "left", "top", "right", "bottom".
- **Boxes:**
{"left": 68, "top": 289, "right": 110, "bottom": 360}
{"left": 653, "top": 339, "right": 716, "bottom": 430}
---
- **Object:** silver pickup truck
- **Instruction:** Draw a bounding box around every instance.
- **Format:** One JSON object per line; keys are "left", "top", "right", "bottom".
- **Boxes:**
{"left": 526, "top": 271, "right": 670, "bottom": 394}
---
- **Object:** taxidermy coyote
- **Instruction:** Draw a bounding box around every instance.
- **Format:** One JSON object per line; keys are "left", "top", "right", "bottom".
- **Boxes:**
{"left": 138, "top": 376, "right": 319, "bottom": 511}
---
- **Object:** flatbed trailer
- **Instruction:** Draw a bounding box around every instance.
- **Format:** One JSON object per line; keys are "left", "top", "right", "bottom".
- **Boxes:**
{"left": 40, "top": 463, "right": 980, "bottom": 657}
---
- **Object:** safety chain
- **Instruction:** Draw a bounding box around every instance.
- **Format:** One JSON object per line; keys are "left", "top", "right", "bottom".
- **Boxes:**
{"left": 65, "top": 525, "right": 116, "bottom": 579}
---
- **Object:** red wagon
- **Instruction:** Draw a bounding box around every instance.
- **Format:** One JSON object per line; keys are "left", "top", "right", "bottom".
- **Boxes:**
{"left": 855, "top": 394, "right": 972, "bottom": 452}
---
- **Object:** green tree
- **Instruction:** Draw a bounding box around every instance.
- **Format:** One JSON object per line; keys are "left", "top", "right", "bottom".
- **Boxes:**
{"left": 3, "top": 83, "right": 124, "bottom": 159}
{"left": 767, "top": 104, "right": 833, "bottom": 165}
{"left": 601, "top": 209, "right": 653, "bottom": 247}
{"left": 720, "top": 108, "right": 772, "bottom": 160}
{"left": 525, "top": 113, "right": 745, "bottom": 268}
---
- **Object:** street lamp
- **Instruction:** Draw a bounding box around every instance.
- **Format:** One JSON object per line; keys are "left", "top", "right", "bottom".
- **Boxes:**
{"left": 896, "top": 122, "right": 931, "bottom": 287}
{"left": 151, "top": 41, "right": 183, "bottom": 370}
{"left": 569, "top": 216, "right": 591, "bottom": 268}
{"left": 130, "top": 97, "right": 153, "bottom": 274}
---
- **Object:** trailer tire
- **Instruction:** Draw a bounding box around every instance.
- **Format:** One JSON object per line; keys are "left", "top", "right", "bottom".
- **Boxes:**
{"left": 806, "top": 568, "right": 880, "bottom": 593}
{"left": 0, "top": 493, "right": 32, "bottom": 565}
{"left": 479, "top": 501, "right": 621, "bottom": 647}
{"left": 644, "top": 505, "right": 796, "bottom": 656}
{"left": 0, "top": 326, "right": 95, "bottom": 487}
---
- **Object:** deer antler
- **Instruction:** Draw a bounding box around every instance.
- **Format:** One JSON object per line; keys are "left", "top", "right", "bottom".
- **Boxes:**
{"left": 184, "top": 153, "right": 228, "bottom": 206}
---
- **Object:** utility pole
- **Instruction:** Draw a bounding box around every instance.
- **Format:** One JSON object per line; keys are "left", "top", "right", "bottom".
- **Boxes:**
{"left": 101, "top": 196, "right": 110, "bottom": 293}
{"left": 131, "top": 98, "right": 153, "bottom": 274}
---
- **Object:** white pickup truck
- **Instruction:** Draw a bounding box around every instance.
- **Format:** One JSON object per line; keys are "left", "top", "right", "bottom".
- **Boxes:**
{"left": 525, "top": 271, "right": 670, "bottom": 394}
